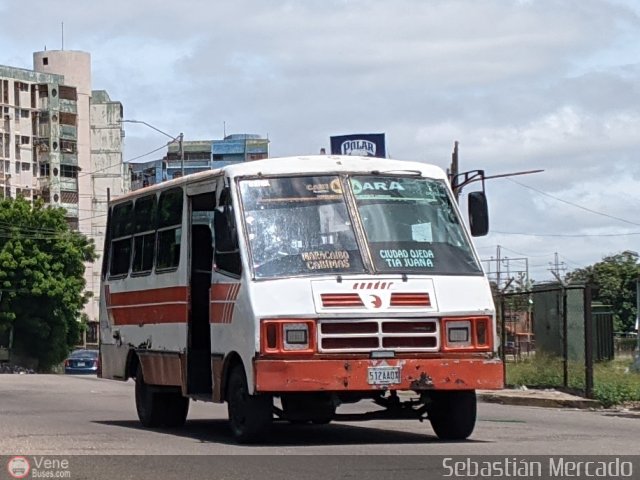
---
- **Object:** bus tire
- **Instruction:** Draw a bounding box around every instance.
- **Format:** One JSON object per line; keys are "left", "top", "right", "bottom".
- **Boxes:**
{"left": 135, "top": 364, "right": 189, "bottom": 428}
{"left": 161, "top": 393, "right": 189, "bottom": 428}
{"left": 427, "top": 390, "right": 476, "bottom": 440}
{"left": 226, "top": 364, "right": 272, "bottom": 443}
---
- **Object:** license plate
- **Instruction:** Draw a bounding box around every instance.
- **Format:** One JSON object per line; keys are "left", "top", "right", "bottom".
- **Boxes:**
{"left": 367, "top": 366, "right": 401, "bottom": 385}
{"left": 76, "top": 362, "right": 85, "bottom": 367}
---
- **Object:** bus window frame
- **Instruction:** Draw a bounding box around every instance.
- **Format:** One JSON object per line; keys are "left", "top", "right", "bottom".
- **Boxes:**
{"left": 108, "top": 200, "right": 134, "bottom": 279}
{"left": 234, "top": 173, "right": 371, "bottom": 281}
{"left": 154, "top": 187, "right": 184, "bottom": 274}
{"left": 213, "top": 182, "right": 242, "bottom": 279}
{"left": 131, "top": 193, "right": 158, "bottom": 277}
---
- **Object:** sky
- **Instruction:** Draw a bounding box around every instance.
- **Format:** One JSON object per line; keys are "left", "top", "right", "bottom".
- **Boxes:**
{"left": 1, "top": 0, "right": 639, "bottom": 284}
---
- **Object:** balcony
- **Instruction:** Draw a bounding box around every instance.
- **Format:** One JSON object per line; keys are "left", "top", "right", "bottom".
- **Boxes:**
{"left": 60, "top": 178, "right": 78, "bottom": 192}
{"left": 60, "top": 125, "right": 77, "bottom": 140}
{"left": 60, "top": 203, "right": 79, "bottom": 217}
{"left": 61, "top": 152, "right": 78, "bottom": 166}
{"left": 38, "top": 177, "right": 51, "bottom": 190}
{"left": 59, "top": 100, "right": 77, "bottom": 114}
{"left": 167, "top": 159, "right": 211, "bottom": 169}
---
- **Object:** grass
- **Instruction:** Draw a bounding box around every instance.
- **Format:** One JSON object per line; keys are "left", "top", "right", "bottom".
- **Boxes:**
{"left": 506, "top": 353, "right": 640, "bottom": 408}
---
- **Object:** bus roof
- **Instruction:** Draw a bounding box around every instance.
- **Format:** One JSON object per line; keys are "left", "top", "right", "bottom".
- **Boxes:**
{"left": 113, "top": 155, "right": 448, "bottom": 203}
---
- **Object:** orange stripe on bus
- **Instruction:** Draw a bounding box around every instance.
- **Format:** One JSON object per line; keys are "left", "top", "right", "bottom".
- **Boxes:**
{"left": 210, "top": 283, "right": 240, "bottom": 324}
{"left": 109, "top": 286, "right": 188, "bottom": 306}
{"left": 111, "top": 303, "right": 188, "bottom": 325}
{"left": 107, "top": 286, "right": 189, "bottom": 325}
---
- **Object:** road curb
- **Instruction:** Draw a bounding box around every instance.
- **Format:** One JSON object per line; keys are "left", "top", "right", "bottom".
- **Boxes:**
{"left": 478, "top": 391, "right": 602, "bottom": 410}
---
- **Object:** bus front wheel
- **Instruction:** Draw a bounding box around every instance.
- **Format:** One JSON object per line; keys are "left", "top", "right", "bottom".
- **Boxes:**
{"left": 226, "top": 364, "right": 273, "bottom": 443}
{"left": 426, "top": 390, "right": 476, "bottom": 440}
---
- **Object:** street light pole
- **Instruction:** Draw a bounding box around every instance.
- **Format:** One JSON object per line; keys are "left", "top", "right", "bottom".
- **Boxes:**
{"left": 120, "top": 119, "right": 184, "bottom": 176}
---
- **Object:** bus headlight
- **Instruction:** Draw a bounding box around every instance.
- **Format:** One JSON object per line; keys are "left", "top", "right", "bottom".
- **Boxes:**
{"left": 442, "top": 316, "right": 493, "bottom": 352}
{"left": 283, "top": 323, "right": 309, "bottom": 349}
{"left": 260, "top": 319, "right": 316, "bottom": 354}
{"left": 446, "top": 320, "right": 471, "bottom": 346}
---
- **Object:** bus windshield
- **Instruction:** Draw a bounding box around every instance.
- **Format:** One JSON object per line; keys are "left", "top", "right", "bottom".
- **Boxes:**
{"left": 239, "top": 176, "right": 366, "bottom": 278}
{"left": 239, "top": 174, "right": 482, "bottom": 279}
{"left": 351, "top": 175, "right": 482, "bottom": 275}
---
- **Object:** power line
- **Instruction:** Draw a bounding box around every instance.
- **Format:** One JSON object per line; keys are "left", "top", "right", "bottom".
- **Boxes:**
{"left": 499, "top": 246, "right": 556, "bottom": 258}
{"left": 493, "top": 230, "right": 640, "bottom": 238}
{"left": 506, "top": 178, "right": 640, "bottom": 227}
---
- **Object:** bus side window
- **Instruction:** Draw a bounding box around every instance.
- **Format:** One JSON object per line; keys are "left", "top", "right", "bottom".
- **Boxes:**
{"left": 109, "top": 201, "right": 134, "bottom": 277}
{"left": 214, "top": 187, "right": 241, "bottom": 276}
{"left": 132, "top": 194, "right": 157, "bottom": 275}
{"left": 156, "top": 187, "right": 183, "bottom": 271}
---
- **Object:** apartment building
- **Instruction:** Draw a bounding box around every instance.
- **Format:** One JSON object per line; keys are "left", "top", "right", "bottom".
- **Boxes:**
{"left": 129, "top": 134, "right": 269, "bottom": 190}
{"left": 0, "top": 50, "right": 129, "bottom": 345}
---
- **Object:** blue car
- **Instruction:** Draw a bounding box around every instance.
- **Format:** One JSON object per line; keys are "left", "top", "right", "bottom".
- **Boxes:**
{"left": 64, "top": 349, "right": 99, "bottom": 375}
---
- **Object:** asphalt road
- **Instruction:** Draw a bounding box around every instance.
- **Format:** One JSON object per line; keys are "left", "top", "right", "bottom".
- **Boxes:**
{"left": 1, "top": 375, "right": 639, "bottom": 479}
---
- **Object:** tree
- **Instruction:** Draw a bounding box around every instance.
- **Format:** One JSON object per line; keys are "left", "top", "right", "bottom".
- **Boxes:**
{"left": 0, "top": 197, "right": 96, "bottom": 371}
{"left": 565, "top": 251, "right": 640, "bottom": 332}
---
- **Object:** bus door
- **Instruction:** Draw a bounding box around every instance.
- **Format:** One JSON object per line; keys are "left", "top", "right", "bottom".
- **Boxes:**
{"left": 186, "top": 182, "right": 217, "bottom": 396}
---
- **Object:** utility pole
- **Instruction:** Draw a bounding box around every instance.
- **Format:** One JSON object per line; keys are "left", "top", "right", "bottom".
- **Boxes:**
{"left": 496, "top": 245, "right": 502, "bottom": 290}
{"left": 549, "top": 252, "right": 567, "bottom": 282}
{"left": 450, "top": 141, "right": 459, "bottom": 201}
{"left": 179, "top": 133, "right": 184, "bottom": 177}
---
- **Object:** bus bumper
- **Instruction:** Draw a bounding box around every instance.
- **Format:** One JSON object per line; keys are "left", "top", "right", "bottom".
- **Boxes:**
{"left": 254, "top": 357, "right": 504, "bottom": 392}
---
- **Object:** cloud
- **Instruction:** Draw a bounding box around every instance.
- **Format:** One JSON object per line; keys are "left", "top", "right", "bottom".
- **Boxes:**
{"left": 1, "top": 0, "right": 640, "bottom": 278}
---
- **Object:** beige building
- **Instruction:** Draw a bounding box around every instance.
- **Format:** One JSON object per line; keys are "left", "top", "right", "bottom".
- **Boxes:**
{"left": 0, "top": 50, "right": 129, "bottom": 345}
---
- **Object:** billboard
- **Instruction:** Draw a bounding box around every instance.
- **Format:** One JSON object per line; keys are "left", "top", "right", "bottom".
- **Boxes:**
{"left": 330, "top": 133, "right": 386, "bottom": 158}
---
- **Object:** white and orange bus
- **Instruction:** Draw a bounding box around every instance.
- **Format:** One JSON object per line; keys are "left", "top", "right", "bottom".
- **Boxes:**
{"left": 99, "top": 154, "right": 503, "bottom": 443}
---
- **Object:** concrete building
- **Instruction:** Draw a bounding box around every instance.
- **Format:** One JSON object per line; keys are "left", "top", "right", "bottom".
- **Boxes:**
{"left": 0, "top": 50, "right": 129, "bottom": 345}
{"left": 212, "top": 133, "right": 269, "bottom": 167}
{"left": 130, "top": 134, "right": 269, "bottom": 190}
{"left": 129, "top": 158, "right": 165, "bottom": 191}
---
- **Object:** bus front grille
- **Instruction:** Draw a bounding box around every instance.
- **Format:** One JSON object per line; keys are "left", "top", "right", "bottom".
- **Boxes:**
{"left": 317, "top": 319, "right": 439, "bottom": 353}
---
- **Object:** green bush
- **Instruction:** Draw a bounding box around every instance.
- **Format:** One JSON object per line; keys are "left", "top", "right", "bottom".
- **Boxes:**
{"left": 507, "top": 354, "right": 640, "bottom": 407}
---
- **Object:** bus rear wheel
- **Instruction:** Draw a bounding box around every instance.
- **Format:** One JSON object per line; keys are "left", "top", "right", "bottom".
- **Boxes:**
{"left": 135, "top": 363, "right": 189, "bottom": 428}
{"left": 426, "top": 390, "right": 476, "bottom": 440}
{"left": 226, "top": 364, "right": 272, "bottom": 443}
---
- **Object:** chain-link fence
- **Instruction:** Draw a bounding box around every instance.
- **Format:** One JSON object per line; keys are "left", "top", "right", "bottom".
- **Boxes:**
{"left": 497, "top": 285, "right": 615, "bottom": 398}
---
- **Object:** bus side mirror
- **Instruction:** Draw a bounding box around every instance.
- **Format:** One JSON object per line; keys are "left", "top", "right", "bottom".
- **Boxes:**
{"left": 468, "top": 191, "right": 489, "bottom": 237}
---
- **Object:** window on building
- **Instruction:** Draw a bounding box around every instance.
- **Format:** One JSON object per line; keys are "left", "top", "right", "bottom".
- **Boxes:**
{"left": 60, "top": 191, "right": 78, "bottom": 203}
{"left": 60, "top": 140, "right": 77, "bottom": 154}
{"left": 20, "top": 109, "right": 29, "bottom": 119}
{"left": 59, "top": 112, "right": 76, "bottom": 126}
{"left": 60, "top": 164, "right": 78, "bottom": 178}
{"left": 156, "top": 188, "right": 183, "bottom": 271}
{"left": 21, "top": 162, "right": 30, "bottom": 171}
{"left": 21, "top": 136, "right": 30, "bottom": 145}
{"left": 58, "top": 86, "right": 77, "bottom": 101}
{"left": 39, "top": 163, "right": 50, "bottom": 177}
